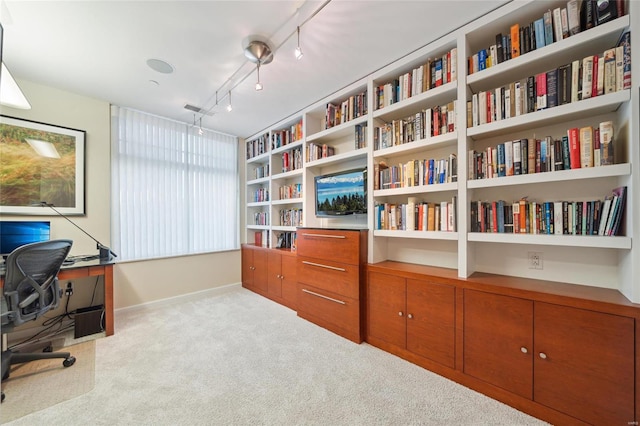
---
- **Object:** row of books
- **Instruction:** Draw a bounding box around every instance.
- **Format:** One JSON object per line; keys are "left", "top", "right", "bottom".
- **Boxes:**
{"left": 374, "top": 154, "right": 458, "bottom": 191}
{"left": 246, "top": 133, "right": 270, "bottom": 159}
{"left": 271, "top": 119, "right": 303, "bottom": 150}
{"left": 469, "top": 121, "right": 615, "bottom": 180}
{"left": 325, "top": 90, "right": 368, "bottom": 130}
{"left": 374, "top": 47, "right": 458, "bottom": 110}
{"left": 374, "top": 101, "right": 457, "bottom": 150}
{"left": 278, "top": 183, "right": 302, "bottom": 200}
{"left": 468, "top": 38, "right": 631, "bottom": 127}
{"left": 355, "top": 123, "right": 367, "bottom": 150}
{"left": 253, "top": 212, "right": 269, "bottom": 226}
{"left": 253, "top": 230, "right": 270, "bottom": 247}
{"left": 253, "top": 164, "right": 269, "bottom": 180}
{"left": 279, "top": 208, "right": 303, "bottom": 227}
{"left": 251, "top": 188, "right": 269, "bottom": 203}
{"left": 306, "top": 143, "right": 335, "bottom": 163}
{"left": 275, "top": 231, "right": 297, "bottom": 250}
{"left": 470, "top": 186, "right": 626, "bottom": 236}
{"left": 467, "top": 0, "right": 625, "bottom": 75}
{"left": 374, "top": 196, "right": 457, "bottom": 232}
{"left": 281, "top": 147, "right": 303, "bottom": 173}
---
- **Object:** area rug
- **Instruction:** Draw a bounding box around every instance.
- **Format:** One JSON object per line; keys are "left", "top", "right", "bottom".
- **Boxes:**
{"left": 0, "top": 340, "right": 95, "bottom": 423}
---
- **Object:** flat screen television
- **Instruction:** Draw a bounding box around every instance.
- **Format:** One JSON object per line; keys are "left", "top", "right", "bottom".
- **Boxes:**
{"left": 0, "top": 221, "right": 51, "bottom": 257}
{"left": 315, "top": 168, "right": 367, "bottom": 217}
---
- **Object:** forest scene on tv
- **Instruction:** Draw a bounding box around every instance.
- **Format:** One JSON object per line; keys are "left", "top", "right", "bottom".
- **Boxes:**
{"left": 316, "top": 170, "right": 366, "bottom": 215}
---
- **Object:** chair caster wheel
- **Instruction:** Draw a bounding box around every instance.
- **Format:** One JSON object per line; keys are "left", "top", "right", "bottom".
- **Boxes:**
{"left": 1, "top": 391, "right": 5, "bottom": 403}
{"left": 63, "top": 356, "right": 76, "bottom": 368}
{"left": 43, "top": 345, "right": 53, "bottom": 353}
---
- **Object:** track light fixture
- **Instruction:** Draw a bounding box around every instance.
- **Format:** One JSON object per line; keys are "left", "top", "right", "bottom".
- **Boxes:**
{"left": 198, "top": 117, "right": 203, "bottom": 135}
{"left": 226, "top": 91, "right": 233, "bottom": 112}
{"left": 294, "top": 26, "right": 303, "bottom": 60}
{"left": 255, "top": 63, "right": 263, "bottom": 91}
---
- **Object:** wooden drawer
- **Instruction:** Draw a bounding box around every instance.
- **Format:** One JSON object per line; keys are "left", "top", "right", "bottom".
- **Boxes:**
{"left": 297, "top": 256, "right": 360, "bottom": 299}
{"left": 296, "top": 229, "right": 361, "bottom": 265}
{"left": 297, "top": 283, "right": 361, "bottom": 343}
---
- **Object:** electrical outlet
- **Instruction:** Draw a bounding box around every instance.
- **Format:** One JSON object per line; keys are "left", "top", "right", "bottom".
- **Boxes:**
{"left": 65, "top": 282, "right": 74, "bottom": 296}
{"left": 528, "top": 252, "right": 543, "bottom": 270}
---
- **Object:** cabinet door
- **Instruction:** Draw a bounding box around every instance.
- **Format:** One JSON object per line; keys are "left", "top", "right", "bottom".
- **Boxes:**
{"left": 367, "top": 272, "right": 406, "bottom": 348}
{"left": 267, "top": 251, "right": 283, "bottom": 298}
{"left": 463, "top": 290, "right": 533, "bottom": 399}
{"left": 534, "top": 302, "right": 634, "bottom": 425}
{"left": 281, "top": 254, "right": 298, "bottom": 309}
{"left": 406, "top": 279, "right": 455, "bottom": 369}
{"left": 252, "top": 247, "right": 268, "bottom": 293}
{"left": 241, "top": 246, "right": 254, "bottom": 289}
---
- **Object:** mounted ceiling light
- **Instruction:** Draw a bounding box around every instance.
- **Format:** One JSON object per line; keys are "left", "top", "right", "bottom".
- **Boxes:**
{"left": 243, "top": 36, "right": 273, "bottom": 92}
{"left": 226, "top": 91, "right": 233, "bottom": 112}
{"left": 0, "top": 63, "right": 31, "bottom": 109}
{"left": 294, "top": 26, "right": 303, "bottom": 60}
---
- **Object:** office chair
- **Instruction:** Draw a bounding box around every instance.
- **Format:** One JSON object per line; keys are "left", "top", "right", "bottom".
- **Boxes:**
{"left": 1, "top": 239, "right": 75, "bottom": 403}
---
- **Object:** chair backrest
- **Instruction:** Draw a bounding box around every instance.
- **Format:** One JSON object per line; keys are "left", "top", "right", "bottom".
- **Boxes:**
{"left": 2, "top": 239, "right": 72, "bottom": 328}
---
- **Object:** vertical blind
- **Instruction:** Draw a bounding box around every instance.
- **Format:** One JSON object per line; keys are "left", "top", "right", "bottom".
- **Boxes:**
{"left": 111, "top": 106, "right": 239, "bottom": 261}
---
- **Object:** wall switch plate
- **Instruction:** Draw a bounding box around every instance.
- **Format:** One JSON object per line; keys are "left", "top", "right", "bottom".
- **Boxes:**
{"left": 528, "top": 252, "right": 543, "bottom": 270}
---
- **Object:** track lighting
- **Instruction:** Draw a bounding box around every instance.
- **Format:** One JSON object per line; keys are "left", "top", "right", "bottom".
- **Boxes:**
{"left": 198, "top": 117, "right": 203, "bottom": 135}
{"left": 255, "top": 63, "right": 263, "bottom": 91}
{"left": 226, "top": 91, "right": 233, "bottom": 112}
{"left": 295, "top": 26, "right": 303, "bottom": 60}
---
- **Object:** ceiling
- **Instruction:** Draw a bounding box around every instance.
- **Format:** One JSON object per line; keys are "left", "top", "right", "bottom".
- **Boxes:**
{"left": 1, "top": 0, "right": 508, "bottom": 139}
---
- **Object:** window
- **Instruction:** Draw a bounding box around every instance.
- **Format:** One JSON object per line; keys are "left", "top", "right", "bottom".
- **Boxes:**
{"left": 111, "top": 107, "right": 239, "bottom": 261}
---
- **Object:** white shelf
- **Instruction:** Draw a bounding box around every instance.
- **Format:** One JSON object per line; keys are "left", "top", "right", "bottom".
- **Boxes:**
{"left": 373, "top": 132, "right": 457, "bottom": 159}
{"left": 247, "top": 201, "right": 270, "bottom": 207}
{"left": 306, "top": 115, "right": 368, "bottom": 143}
{"left": 271, "top": 139, "right": 303, "bottom": 155}
{"left": 272, "top": 226, "right": 298, "bottom": 232}
{"left": 246, "top": 151, "right": 269, "bottom": 164}
{"left": 375, "top": 182, "right": 457, "bottom": 197}
{"left": 467, "top": 90, "right": 630, "bottom": 140}
{"left": 374, "top": 230, "right": 458, "bottom": 240}
{"left": 246, "top": 176, "right": 270, "bottom": 186}
{"left": 468, "top": 163, "right": 631, "bottom": 189}
{"left": 468, "top": 232, "right": 631, "bottom": 249}
{"left": 247, "top": 225, "right": 270, "bottom": 230}
{"left": 372, "top": 82, "right": 457, "bottom": 121}
{"left": 305, "top": 147, "right": 368, "bottom": 169}
{"left": 271, "top": 169, "right": 303, "bottom": 181}
{"left": 272, "top": 198, "right": 303, "bottom": 205}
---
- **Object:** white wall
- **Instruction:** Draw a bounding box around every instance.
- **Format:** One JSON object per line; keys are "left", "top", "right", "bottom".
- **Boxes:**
{"left": 4, "top": 79, "right": 241, "bottom": 310}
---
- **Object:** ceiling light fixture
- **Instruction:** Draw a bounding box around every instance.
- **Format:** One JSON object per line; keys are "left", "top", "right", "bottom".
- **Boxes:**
{"left": 294, "top": 26, "right": 303, "bottom": 60}
{"left": 226, "top": 91, "right": 233, "bottom": 112}
{"left": 198, "top": 117, "right": 204, "bottom": 135}
{"left": 255, "top": 63, "right": 263, "bottom": 91}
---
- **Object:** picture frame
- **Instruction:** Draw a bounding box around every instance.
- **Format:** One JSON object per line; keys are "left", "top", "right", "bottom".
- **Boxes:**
{"left": 0, "top": 115, "right": 86, "bottom": 215}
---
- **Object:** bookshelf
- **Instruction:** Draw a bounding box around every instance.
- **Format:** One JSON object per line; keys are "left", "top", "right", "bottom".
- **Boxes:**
{"left": 243, "top": 0, "right": 638, "bottom": 303}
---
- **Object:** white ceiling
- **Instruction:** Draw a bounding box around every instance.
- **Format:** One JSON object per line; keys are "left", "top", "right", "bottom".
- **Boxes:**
{"left": 1, "top": 0, "right": 508, "bottom": 139}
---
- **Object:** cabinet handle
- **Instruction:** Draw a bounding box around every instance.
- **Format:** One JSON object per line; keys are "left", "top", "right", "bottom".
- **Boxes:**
{"left": 302, "top": 233, "right": 346, "bottom": 239}
{"left": 407, "top": 314, "right": 413, "bottom": 319}
{"left": 301, "top": 289, "right": 346, "bottom": 305}
{"left": 276, "top": 274, "right": 281, "bottom": 278}
{"left": 398, "top": 311, "right": 404, "bottom": 317}
{"left": 539, "top": 352, "right": 547, "bottom": 359}
{"left": 302, "top": 260, "right": 346, "bottom": 272}
{"left": 280, "top": 275, "right": 284, "bottom": 280}
{"left": 520, "top": 347, "right": 528, "bottom": 354}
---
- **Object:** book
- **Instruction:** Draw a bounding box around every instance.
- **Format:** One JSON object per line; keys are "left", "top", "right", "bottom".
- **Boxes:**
{"left": 552, "top": 8, "right": 563, "bottom": 42}
{"left": 571, "top": 59, "right": 580, "bottom": 102}
{"left": 579, "top": 126, "right": 594, "bottom": 167}
{"left": 495, "top": 33, "right": 504, "bottom": 63}
{"left": 513, "top": 139, "right": 522, "bottom": 175}
{"left": 536, "top": 72, "right": 547, "bottom": 110}
{"left": 603, "top": 48, "right": 617, "bottom": 94}
{"left": 582, "top": 56, "right": 593, "bottom": 99}
{"left": 599, "top": 120, "right": 614, "bottom": 165}
{"left": 568, "top": 127, "right": 581, "bottom": 168}
{"left": 595, "top": 0, "right": 618, "bottom": 25}
{"left": 593, "top": 127, "right": 601, "bottom": 167}
{"left": 596, "top": 53, "right": 604, "bottom": 96}
{"left": 617, "top": 31, "right": 631, "bottom": 90}
{"left": 505, "top": 140, "right": 514, "bottom": 176}
{"left": 558, "top": 63, "right": 571, "bottom": 105}
{"left": 546, "top": 69, "right": 558, "bottom": 108}
{"left": 534, "top": 18, "right": 546, "bottom": 49}
{"left": 527, "top": 138, "right": 536, "bottom": 174}
{"left": 544, "top": 9, "right": 554, "bottom": 45}
{"left": 567, "top": 0, "right": 581, "bottom": 35}
{"left": 580, "top": 0, "right": 595, "bottom": 30}
{"left": 561, "top": 7, "right": 570, "bottom": 39}
{"left": 609, "top": 186, "right": 627, "bottom": 236}
{"left": 510, "top": 23, "right": 520, "bottom": 58}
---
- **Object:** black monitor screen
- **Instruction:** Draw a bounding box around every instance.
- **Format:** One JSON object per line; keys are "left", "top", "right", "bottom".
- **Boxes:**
{"left": 0, "top": 221, "right": 51, "bottom": 256}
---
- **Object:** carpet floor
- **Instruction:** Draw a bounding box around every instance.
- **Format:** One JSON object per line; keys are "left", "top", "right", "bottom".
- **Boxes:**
{"left": 3, "top": 286, "right": 548, "bottom": 425}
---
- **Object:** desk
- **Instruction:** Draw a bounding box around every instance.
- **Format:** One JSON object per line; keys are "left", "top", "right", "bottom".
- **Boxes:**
{"left": 0, "top": 259, "right": 115, "bottom": 337}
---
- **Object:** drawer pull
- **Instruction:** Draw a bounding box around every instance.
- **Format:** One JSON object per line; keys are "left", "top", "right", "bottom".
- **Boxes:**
{"left": 302, "top": 260, "right": 346, "bottom": 272}
{"left": 302, "top": 233, "right": 346, "bottom": 239}
{"left": 302, "top": 289, "right": 346, "bottom": 305}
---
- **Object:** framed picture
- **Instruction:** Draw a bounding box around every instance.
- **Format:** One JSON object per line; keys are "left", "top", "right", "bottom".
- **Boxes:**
{"left": 0, "top": 115, "right": 86, "bottom": 215}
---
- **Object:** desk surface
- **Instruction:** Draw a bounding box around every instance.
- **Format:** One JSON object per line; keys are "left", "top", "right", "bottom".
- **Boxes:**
{"left": 0, "top": 256, "right": 115, "bottom": 276}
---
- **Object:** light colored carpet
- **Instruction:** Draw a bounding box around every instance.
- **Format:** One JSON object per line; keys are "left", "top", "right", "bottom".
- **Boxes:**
{"left": 1, "top": 340, "right": 95, "bottom": 423}
{"left": 3, "top": 286, "right": 548, "bottom": 425}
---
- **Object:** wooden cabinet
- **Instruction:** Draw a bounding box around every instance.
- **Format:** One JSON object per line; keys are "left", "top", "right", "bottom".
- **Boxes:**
{"left": 464, "top": 289, "right": 635, "bottom": 425}
{"left": 266, "top": 249, "right": 298, "bottom": 310}
{"left": 296, "top": 228, "right": 367, "bottom": 343}
{"left": 367, "top": 271, "right": 455, "bottom": 369}
{"left": 241, "top": 244, "right": 267, "bottom": 295}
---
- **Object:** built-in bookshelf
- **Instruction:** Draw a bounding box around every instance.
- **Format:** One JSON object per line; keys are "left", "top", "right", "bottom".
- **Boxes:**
{"left": 243, "top": 0, "right": 638, "bottom": 303}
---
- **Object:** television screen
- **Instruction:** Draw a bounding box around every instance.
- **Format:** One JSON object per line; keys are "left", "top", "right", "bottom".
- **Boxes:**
{"left": 315, "top": 168, "right": 367, "bottom": 216}
{"left": 0, "top": 221, "right": 51, "bottom": 256}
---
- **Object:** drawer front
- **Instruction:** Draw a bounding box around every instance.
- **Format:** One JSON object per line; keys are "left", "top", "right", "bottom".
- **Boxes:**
{"left": 296, "top": 229, "right": 360, "bottom": 265}
{"left": 297, "top": 283, "right": 361, "bottom": 342}
{"left": 297, "top": 256, "right": 359, "bottom": 299}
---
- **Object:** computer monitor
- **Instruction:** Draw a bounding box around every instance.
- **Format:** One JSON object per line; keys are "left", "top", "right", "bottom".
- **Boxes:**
{"left": 0, "top": 221, "right": 51, "bottom": 257}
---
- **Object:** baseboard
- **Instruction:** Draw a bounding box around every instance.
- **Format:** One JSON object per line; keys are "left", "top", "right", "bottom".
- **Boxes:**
{"left": 114, "top": 282, "right": 242, "bottom": 316}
